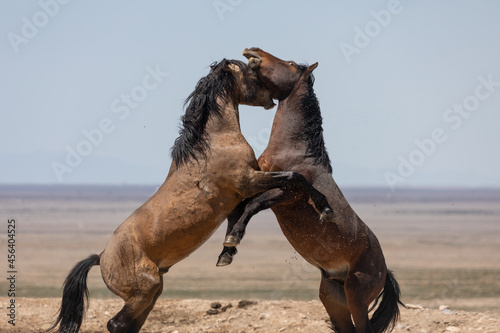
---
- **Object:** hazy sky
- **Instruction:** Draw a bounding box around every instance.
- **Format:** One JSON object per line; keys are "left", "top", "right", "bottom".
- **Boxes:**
{"left": 1, "top": 1, "right": 499, "bottom": 190}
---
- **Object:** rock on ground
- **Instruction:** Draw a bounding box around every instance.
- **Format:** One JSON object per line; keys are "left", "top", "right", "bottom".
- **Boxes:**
{"left": 0, "top": 298, "right": 499, "bottom": 332}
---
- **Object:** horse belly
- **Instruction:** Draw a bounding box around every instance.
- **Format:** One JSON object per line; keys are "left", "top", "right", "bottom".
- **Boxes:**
{"left": 147, "top": 188, "right": 239, "bottom": 268}
{"left": 151, "top": 213, "right": 220, "bottom": 266}
{"left": 272, "top": 203, "right": 347, "bottom": 269}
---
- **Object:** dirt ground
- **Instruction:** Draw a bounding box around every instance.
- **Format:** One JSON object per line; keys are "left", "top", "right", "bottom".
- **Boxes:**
{"left": 1, "top": 186, "right": 499, "bottom": 332}
{"left": 1, "top": 297, "right": 499, "bottom": 332}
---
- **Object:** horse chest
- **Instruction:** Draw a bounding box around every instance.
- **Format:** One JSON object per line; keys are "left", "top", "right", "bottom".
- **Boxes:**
{"left": 258, "top": 151, "right": 307, "bottom": 174}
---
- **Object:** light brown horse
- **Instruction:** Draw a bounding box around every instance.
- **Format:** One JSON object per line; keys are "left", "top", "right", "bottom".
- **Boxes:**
{"left": 48, "top": 59, "right": 335, "bottom": 333}
{"left": 218, "top": 49, "right": 403, "bottom": 333}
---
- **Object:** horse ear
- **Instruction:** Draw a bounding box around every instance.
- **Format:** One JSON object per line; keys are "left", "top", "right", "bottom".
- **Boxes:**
{"left": 302, "top": 62, "right": 318, "bottom": 81}
{"left": 306, "top": 62, "right": 318, "bottom": 74}
{"left": 222, "top": 63, "right": 241, "bottom": 73}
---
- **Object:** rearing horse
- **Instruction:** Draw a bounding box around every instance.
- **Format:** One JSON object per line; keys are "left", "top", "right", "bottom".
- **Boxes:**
{"left": 48, "top": 59, "right": 335, "bottom": 333}
{"left": 218, "top": 49, "right": 403, "bottom": 333}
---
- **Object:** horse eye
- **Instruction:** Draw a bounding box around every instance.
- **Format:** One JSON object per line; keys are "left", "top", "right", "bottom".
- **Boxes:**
{"left": 288, "top": 62, "right": 295, "bottom": 67}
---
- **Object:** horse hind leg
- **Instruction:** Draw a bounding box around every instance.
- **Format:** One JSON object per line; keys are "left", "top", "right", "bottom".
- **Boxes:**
{"left": 344, "top": 270, "right": 384, "bottom": 333}
{"left": 125, "top": 284, "right": 163, "bottom": 332}
{"left": 319, "top": 275, "right": 355, "bottom": 333}
{"left": 106, "top": 274, "right": 162, "bottom": 333}
{"left": 125, "top": 275, "right": 164, "bottom": 333}
{"left": 101, "top": 255, "right": 163, "bottom": 333}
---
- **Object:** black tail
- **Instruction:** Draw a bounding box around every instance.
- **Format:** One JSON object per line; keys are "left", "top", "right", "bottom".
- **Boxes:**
{"left": 369, "top": 270, "right": 404, "bottom": 333}
{"left": 47, "top": 254, "right": 100, "bottom": 333}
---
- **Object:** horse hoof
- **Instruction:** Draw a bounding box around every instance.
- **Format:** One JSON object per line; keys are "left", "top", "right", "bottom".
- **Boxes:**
{"left": 320, "top": 209, "right": 337, "bottom": 224}
{"left": 223, "top": 235, "right": 241, "bottom": 247}
{"left": 216, "top": 254, "right": 233, "bottom": 267}
{"left": 107, "top": 318, "right": 128, "bottom": 333}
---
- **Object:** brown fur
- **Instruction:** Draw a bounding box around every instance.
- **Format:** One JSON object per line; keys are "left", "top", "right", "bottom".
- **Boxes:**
{"left": 50, "top": 59, "right": 335, "bottom": 333}
{"left": 220, "top": 49, "right": 402, "bottom": 333}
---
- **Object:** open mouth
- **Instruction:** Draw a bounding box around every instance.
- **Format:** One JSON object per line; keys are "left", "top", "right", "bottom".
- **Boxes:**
{"left": 264, "top": 99, "right": 276, "bottom": 110}
{"left": 242, "top": 48, "right": 262, "bottom": 68}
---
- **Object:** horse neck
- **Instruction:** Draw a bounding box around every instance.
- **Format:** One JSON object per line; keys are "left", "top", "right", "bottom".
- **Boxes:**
{"left": 266, "top": 80, "right": 332, "bottom": 173}
{"left": 268, "top": 83, "right": 310, "bottom": 150}
{"left": 205, "top": 97, "right": 241, "bottom": 135}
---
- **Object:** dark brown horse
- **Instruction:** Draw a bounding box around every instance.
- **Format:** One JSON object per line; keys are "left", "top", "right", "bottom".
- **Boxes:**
{"left": 217, "top": 49, "right": 403, "bottom": 333}
{"left": 48, "top": 59, "right": 335, "bottom": 333}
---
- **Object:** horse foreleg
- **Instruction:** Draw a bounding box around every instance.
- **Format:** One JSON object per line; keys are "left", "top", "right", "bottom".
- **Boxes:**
{"left": 239, "top": 170, "right": 335, "bottom": 222}
{"left": 216, "top": 197, "right": 254, "bottom": 267}
{"left": 224, "top": 188, "right": 285, "bottom": 247}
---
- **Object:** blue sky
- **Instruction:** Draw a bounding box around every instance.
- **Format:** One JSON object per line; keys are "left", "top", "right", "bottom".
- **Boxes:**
{"left": 1, "top": 0, "right": 499, "bottom": 189}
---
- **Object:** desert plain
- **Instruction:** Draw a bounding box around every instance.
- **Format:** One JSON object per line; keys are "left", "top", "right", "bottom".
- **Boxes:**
{"left": 0, "top": 185, "right": 499, "bottom": 332}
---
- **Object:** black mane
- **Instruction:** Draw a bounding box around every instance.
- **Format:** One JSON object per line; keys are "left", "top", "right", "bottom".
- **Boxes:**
{"left": 297, "top": 65, "right": 333, "bottom": 174}
{"left": 171, "top": 59, "right": 246, "bottom": 166}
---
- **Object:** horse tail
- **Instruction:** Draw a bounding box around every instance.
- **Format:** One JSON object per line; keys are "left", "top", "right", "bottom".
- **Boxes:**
{"left": 47, "top": 254, "right": 100, "bottom": 333}
{"left": 369, "top": 270, "right": 404, "bottom": 333}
